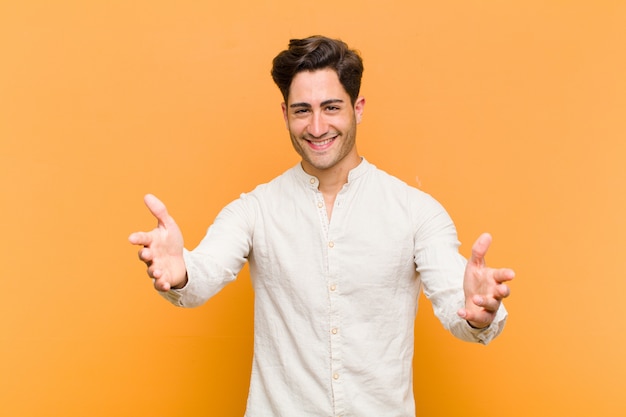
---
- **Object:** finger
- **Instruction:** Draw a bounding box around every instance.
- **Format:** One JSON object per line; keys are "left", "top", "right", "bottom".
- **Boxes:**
{"left": 144, "top": 194, "right": 171, "bottom": 228}
{"left": 474, "top": 294, "right": 501, "bottom": 312}
{"left": 128, "top": 231, "right": 152, "bottom": 246}
{"left": 470, "top": 232, "right": 492, "bottom": 267}
{"left": 457, "top": 308, "right": 488, "bottom": 328}
{"left": 152, "top": 275, "right": 171, "bottom": 292}
{"left": 147, "top": 265, "right": 165, "bottom": 281}
{"left": 497, "top": 283, "right": 511, "bottom": 299}
{"left": 138, "top": 247, "right": 153, "bottom": 263}
{"left": 493, "top": 268, "right": 516, "bottom": 284}
{"left": 155, "top": 280, "right": 171, "bottom": 292}
{"left": 151, "top": 267, "right": 162, "bottom": 279}
{"left": 498, "top": 284, "right": 511, "bottom": 298}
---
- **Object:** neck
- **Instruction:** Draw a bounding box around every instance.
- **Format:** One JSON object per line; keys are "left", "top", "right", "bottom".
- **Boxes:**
{"left": 303, "top": 153, "right": 361, "bottom": 197}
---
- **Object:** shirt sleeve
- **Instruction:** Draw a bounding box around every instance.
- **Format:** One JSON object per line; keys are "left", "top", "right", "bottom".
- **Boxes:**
{"left": 412, "top": 192, "right": 507, "bottom": 345}
{"left": 158, "top": 193, "right": 256, "bottom": 308}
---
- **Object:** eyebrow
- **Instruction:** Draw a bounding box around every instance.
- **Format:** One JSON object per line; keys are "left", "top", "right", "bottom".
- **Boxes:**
{"left": 289, "top": 99, "right": 345, "bottom": 108}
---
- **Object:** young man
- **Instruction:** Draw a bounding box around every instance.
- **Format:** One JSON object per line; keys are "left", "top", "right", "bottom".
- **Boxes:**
{"left": 129, "top": 35, "right": 514, "bottom": 417}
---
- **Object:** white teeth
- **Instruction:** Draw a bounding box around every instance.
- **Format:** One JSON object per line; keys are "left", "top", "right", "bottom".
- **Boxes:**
{"left": 311, "top": 137, "right": 335, "bottom": 146}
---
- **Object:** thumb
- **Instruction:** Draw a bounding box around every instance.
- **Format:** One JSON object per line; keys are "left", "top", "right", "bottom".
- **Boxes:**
{"left": 470, "top": 232, "right": 492, "bottom": 266}
{"left": 144, "top": 194, "right": 171, "bottom": 228}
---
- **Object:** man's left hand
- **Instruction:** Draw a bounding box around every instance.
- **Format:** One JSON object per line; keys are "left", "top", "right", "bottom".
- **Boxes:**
{"left": 457, "top": 233, "right": 515, "bottom": 329}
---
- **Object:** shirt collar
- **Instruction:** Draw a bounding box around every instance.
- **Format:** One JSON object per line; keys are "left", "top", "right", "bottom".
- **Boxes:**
{"left": 294, "top": 157, "right": 371, "bottom": 189}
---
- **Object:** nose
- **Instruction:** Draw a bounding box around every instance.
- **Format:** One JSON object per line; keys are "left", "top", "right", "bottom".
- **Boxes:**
{"left": 306, "top": 112, "right": 329, "bottom": 139}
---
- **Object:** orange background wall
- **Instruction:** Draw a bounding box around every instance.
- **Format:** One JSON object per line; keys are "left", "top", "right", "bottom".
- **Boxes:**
{"left": 1, "top": 1, "right": 625, "bottom": 416}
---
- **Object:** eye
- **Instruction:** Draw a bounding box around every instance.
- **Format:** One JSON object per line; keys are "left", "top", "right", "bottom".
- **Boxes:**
{"left": 325, "top": 105, "right": 341, "bottom": 112}
{"left": 293, "top": 108, "right": 310, "bottom": 115}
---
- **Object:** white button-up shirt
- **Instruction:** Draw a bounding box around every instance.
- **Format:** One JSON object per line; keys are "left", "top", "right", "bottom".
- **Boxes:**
{"left": 161, "top": 158, "right": 507, "bottom": 417}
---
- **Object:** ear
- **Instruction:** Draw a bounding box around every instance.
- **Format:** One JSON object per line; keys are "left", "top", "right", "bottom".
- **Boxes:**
{"left": 354, "top": 96, "right": 365, "bottom": 124}
{"left": 281, "top": 102, "right": 289, "bottom": 129}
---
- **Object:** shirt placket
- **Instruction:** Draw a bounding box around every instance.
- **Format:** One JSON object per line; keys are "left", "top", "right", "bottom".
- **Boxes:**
{"left": 328, "top": 235, "right": 345, "bottom": 417}
{"left": 319, "top": 193, "right": 346, "bottom": 417}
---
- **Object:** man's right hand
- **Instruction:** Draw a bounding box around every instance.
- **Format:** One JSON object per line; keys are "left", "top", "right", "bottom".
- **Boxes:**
{"left": 128, "top": 194, "right": 188, "bottom": 291}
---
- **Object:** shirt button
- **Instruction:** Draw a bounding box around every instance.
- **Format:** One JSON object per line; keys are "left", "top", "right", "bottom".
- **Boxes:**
{"left": 328, "top": 241, "right": 334, "bottom": 248}
{"left": 310, "top": 178, "right": 316, "bottom": 184}
{"left": 318, "top": 202, "right": 323, "bottom": 208}
{"left": 330, "top": 284, "right": 336, "bottom": 291}
{"left": 333, "top": 373, "right": 339, "bottom": 380}
{"left": 331, "top": 328, "right": 338, "bottom": 335}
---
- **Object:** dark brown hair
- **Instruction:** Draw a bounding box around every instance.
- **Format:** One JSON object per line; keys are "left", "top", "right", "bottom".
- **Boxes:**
{"left": 271, "top": 35, "right": 364, "bottom": 105}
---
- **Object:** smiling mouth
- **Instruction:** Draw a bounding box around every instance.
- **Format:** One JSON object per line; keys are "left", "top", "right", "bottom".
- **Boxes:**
{"left": 306, "top": 135, "right": 337, "bottom": 150}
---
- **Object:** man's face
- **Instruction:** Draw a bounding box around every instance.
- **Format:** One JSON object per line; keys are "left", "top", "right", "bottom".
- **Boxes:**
{"left": 282, "top": 68, "right": 365, "bottom": 176}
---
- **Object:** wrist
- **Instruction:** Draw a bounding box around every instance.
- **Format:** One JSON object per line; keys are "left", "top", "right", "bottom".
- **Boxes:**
{"left": 171, "top": 274, "right": 189, "bottom": 290}
{"left": 466, "top": 320, "right": 490, "bottom": 330}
